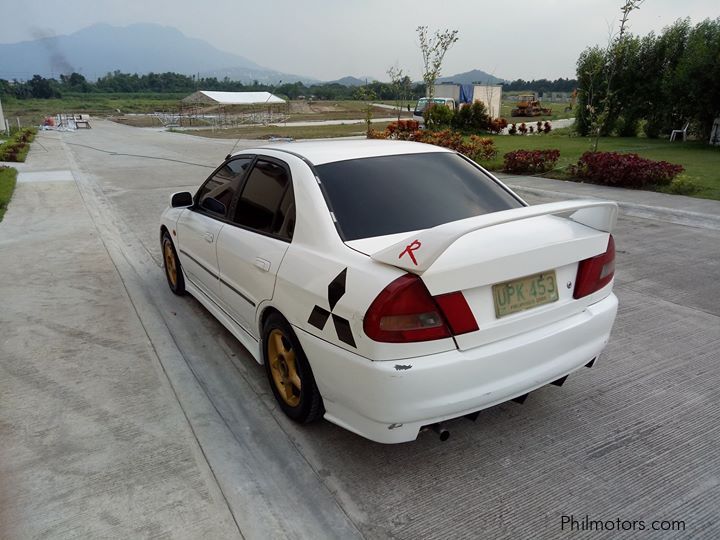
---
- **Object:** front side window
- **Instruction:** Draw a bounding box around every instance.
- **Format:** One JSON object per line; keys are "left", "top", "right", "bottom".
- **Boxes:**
{"left": 315, "top": 152, "right": 523, "bottom": 241}
{"left": 233, "top": 159, "right": 294, "bottom": 240}
{"left": 195, "top": 157, "right": 253, "bottom": 218}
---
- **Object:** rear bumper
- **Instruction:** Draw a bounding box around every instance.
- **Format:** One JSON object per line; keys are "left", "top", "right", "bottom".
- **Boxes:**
{"left": 296, "top": 293, "right": 618, "bottom": 444}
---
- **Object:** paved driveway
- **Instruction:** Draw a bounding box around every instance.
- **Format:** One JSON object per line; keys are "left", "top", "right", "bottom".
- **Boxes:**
{"left": 2, "top": 120, "right": 718, "bottom": 539}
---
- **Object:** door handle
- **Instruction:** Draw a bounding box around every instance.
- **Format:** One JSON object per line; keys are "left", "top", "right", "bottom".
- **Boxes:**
{"left": 203, "top": 232, "right": 214, "bottom": 243}
{"left": 254, "top": 257, "right": 271, "bottom": 272}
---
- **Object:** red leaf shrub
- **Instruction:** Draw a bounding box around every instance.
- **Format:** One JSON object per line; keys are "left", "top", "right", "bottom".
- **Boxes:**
{"left": 571, "top": 151, "right": 684, "bottom": 188}
{"left": 385, "top": 119, "right": 421, "bottom": 140}
{"left": 503, "top": 149, "right": 560, "bottom": 174}
{"left": 417, "top": 129, "right": 466, "bottom": 152}
{"left": 370, "top": 124, "right": 497, "bottom": 161}
{"left": 367, "top": 128, "right": 388, "bottom": 139}
{"left": 487, "top": 117, "right": 509, "bottom": 134}
{"left": 466, "top": 135, "right": 498, "bottom": 161}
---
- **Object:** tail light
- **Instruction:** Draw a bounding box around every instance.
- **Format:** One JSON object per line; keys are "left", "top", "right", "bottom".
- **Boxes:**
{"left": 434, "top": 291, "right": 479, "bottom": 335}
{"left": 364, "top": 274, "right": 477, "bottom": 343}
{"left": 574, "top": 235, "right": 615, "bottom": 299}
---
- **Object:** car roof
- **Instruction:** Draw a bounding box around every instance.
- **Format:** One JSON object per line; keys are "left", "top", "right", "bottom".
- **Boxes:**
{"left": 240, "top": 139, "right": 453, "bottom": 166}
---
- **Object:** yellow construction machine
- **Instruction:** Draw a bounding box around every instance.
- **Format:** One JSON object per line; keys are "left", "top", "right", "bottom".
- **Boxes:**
{"left": 511, "top": 94, "right": 552, "bottom": 117}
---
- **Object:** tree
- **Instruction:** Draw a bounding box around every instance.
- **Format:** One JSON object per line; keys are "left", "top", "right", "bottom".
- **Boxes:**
{"left": 387, "top": 66, "right": 411, "bottom": 120}
{"left": 354, "top": 85, "right": 377, "bottom": 137}
{"left": 576, "top": 46, "right": 608, "bottom": 137}
{"left": 674, "top": 18, "right": 720, "bottom": 139}
{"left": 576, "top": 16, "right": 720, "bottom": 140}
{"left": 416, "top": 26, "right": 459, "bottom": 98}
{"left": 28, "top": 75, "right": 61, "bottom": 98}
{"left": 590, "top": 0, "right": 644, "bottom": 151}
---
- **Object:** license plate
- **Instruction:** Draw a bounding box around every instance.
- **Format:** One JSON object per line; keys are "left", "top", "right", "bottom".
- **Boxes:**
{"left": 492, "top": 271, "right": 559, "bottom": 318}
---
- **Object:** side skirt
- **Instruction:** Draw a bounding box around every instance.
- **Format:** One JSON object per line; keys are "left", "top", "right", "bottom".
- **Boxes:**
{"left": 184, "top": 276, "right": 262, "bottom": 364}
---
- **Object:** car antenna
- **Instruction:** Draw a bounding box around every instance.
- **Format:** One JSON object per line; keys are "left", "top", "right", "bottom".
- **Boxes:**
{"left": 228, "top": 138, "right": 242, "bottom": 158}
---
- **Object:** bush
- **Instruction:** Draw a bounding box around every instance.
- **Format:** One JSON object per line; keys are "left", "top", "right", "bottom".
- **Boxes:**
{"left": 451, "top": 103, "right": 472, "bottom": 130}
{"left": 383, "top": 120, "right": 420, "bottom": 140}
{"left": 662, "top": 176, "right": 699, "bottom": 195}
{"left": 417, "top": 129, "right": 467, "bottom": 152}
{"left": 503, "top": 149, "right": 561, "bottom": 174}
{"left": 367, "top": 128, "right": 387, "bottom": 139}
{"left": 466, "top": 135, "right": 497, "bottom": 161}
{"left": 487, "top": 117, "right": 509, "bottom": 134}
{"left": 570, "top": 151, "right": 684, "bottom": 188}
{"left": 370, "top": 123, "right": 497, "bottom": 161}
{"left": 467, "top": 101, "right": 491, "bottom": 132}
{"left": 0, "top": 128, "right": 36, "bottom": 162}
{"left": 424, "top": 104, "right": 455, "bottom": 129}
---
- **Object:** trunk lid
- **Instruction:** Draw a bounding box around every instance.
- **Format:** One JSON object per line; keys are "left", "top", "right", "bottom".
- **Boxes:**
{"left": 347, "top": 201, "right": 617, "bottom": 350}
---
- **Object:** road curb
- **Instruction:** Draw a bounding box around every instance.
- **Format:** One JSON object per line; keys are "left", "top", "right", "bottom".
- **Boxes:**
{"left": 506, "top": 183, "right": 720, "bottom": 231}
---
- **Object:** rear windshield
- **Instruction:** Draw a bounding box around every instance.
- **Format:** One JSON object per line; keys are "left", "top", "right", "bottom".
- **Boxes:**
{"left": 315, "top": 152, "right": 523, "bottom": 241}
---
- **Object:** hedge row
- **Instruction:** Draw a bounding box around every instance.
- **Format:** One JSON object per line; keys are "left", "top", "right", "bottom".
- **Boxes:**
{"left": 0, "top": 128, "right": 37, "bottom": 162}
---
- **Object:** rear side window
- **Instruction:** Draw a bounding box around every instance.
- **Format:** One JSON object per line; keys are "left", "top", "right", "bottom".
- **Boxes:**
{"left": 233, "top": 159, "right": 294, "bottom": 240}
{"left": 195, "top": 157, "right": 252, "bottom": 218}
{"left": 315, "top": 152, "right": 522, "bottom": 240}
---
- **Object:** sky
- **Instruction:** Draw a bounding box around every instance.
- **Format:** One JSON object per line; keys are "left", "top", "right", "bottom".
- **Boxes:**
{"left": 1, "top": 0, "right": 717, "bottom": 81}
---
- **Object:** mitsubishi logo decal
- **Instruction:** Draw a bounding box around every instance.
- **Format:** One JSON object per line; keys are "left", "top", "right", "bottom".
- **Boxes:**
{"left": 307, "top": 268, "right": 356, "bottom": 348}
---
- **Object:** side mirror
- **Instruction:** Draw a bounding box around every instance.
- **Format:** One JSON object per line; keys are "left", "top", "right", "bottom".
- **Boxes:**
{"left": 171, "top": 191, "right": 193, "bottom": 208}
{"left": 201, "top": 197, "right": 226, "bottom": 215}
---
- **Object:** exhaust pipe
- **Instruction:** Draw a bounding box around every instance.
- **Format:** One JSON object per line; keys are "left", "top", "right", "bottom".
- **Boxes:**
{"left": 420, "top": 423, "right": 451, "bottom": 441}
{"left": 431, "top": 423, "right": 451, "bottom": 442}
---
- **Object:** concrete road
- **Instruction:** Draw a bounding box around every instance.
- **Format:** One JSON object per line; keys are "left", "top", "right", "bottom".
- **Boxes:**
{"left": 2, "top": 120, "right": 719, "bottom": 539}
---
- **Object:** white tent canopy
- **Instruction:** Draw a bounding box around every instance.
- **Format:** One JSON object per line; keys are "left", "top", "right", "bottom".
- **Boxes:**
{"left": 182, "top": 90, "right": 286, "bottom": 105}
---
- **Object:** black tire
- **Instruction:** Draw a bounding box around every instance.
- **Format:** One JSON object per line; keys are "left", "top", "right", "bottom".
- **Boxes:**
{"left": 263, "top": 313, "right": 323, "bottom": 423}
{"left": 161, "top": 231, "right": 186, "bottom": 295}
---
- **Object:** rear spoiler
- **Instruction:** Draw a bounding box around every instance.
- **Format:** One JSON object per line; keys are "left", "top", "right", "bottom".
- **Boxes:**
{"left": 371, "top": 200, "right": 618, "bottom": 273}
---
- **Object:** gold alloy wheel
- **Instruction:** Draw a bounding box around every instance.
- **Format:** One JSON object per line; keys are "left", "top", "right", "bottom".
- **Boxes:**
{"left": 267, "top": 329, "right": 301, "bottom": 407}
{"left": 163, "top": 240, "right": 177, "bottom": 288}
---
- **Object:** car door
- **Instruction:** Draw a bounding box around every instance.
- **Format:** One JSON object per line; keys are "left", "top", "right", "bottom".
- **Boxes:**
{"left": 176, "top": 156, "right": 253, "bottom": 303}
{"left": 216, "top": 157, "right": 295, "bottom": 336}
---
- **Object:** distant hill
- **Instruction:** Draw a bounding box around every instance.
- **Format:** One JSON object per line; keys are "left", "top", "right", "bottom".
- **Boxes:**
{"left": 0, "top": 23, "right": 314, "bottom": 84}
{"left": 199, "top": 66, "right": 318, "bottom": 85}
{"left": 437, "top": 69, "right": 505, "bottom": 85}
{"left": 325, "top": 76, "right": 371, "bottom": 87}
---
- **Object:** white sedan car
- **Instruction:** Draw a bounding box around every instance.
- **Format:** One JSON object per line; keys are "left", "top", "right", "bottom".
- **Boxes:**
{"left": 160, "top": 140, "right": 618, "bottom": 444}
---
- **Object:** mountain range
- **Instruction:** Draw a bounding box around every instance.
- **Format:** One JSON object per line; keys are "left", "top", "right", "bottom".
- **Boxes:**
{"left": 0, "top": 23, "right": 503, "bottom": 86}
{"left": 437, "top": 69, "right": 504, "bottom": 85}
{"left": 0, "top": 23, "right": 314, "bottom": 84}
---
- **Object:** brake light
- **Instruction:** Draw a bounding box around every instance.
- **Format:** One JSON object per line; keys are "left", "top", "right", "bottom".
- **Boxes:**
{"left": 434, "top": 291, "right": 479, "bottom": 335}
{"left": 364, "top": 274, "right": 449, "bottom": 342}
{"left": 364, "top": 275, "right": 478, "bottom": 343}
{"left": 574, "top": 235, "right": 616, "bottom": 299}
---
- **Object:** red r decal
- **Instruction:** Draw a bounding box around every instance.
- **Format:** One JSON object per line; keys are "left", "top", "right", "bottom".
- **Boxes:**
{"left": 399, "top": 240, "right": 421, "bottom": 266}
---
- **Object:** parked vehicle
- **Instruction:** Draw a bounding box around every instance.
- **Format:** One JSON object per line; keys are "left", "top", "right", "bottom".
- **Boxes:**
{"left": 412, "top": 97, "right": 457, "bottom": 123}
{"left": 160, "top": 140, "right": 618, "bottom": 443}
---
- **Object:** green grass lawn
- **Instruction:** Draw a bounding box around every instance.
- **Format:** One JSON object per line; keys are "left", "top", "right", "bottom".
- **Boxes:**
{"left": 478, "top": 130, "right": 720, "bottom": 200}
{"left": 0, "top": 167, "right": 18, "bottom": 222}
{"left": 500, "top": 100, "right": 572, "bottom": 122}
{"left": 2, "top": 93, "right": 186, "bottom": 125}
